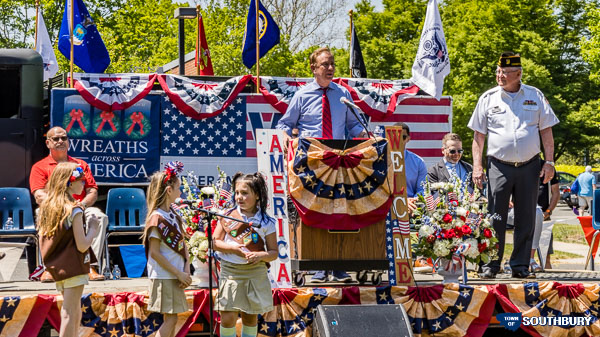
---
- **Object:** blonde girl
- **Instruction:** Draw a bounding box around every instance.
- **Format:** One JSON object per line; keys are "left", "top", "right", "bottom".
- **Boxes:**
{"left": 213, "top": 172, "right": 278, "bottom": 337}
{"left": 142, "top": 162, "right": 191, "bottom": 337}
{"left": 39, "top": 162, "right": 100, "bottom": 337}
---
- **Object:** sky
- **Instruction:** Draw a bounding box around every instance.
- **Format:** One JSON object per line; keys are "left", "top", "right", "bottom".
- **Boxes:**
{"left": 174, "top": 0, "right": 384, "bottom": 50}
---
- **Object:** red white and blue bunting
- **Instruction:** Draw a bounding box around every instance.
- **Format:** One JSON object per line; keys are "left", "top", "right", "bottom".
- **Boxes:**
{"left": 157, "top": 74, "right": 252, "bottom": 120}
{"left": 69, "top": 73, "right": 158, "bottom": 111}
{"left": 67, "top": 73, "right": 420, "bottom": 118}
{"left": 333, "top": 78, "right": 420, "bottom": 118}
{"left": 254, "top": 76, "right": 313, "bottom": 113}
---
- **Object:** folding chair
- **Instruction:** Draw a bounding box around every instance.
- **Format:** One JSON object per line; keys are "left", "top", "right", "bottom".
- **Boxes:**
{"left": 0, "top": 187, "right": 40, "bottom": 265}
{"left": 103, "top": 188, "right": 147, "bottom": 274}
{"left": 584, "top": 189, "right": 600, "bottom": 270}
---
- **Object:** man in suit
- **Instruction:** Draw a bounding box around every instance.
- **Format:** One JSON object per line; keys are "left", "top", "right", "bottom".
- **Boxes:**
{"left": 427, "top": 133, "right": 473, "bottom": 186}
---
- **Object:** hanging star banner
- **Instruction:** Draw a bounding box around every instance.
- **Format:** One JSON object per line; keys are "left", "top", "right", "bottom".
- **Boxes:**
{"left": 395, "top": 284, "right": 496, "bottom": 337}
{"left": 158, "top": 74, "right": 252, "bottom": 120}
{"left": 492, "top": 282, "right": 600, "bottom": 337}
{"left": 287, "top": 137, "right": 393, "bottom": 230}
{"left": 253, "top": 76, "right": 313, "bottom": 113}
{"left": 69, "top": 73, "right": 158, "bottom": 111}
{"left": 333, "top": 78, "right": 420, "bottom": 118}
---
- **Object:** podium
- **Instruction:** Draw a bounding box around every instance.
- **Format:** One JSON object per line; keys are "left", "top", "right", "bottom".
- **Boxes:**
{"left": 288, "top": 139, "right": 389, "bottom": 285}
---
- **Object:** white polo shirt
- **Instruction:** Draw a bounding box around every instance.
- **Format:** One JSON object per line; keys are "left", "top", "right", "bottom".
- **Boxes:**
{"left": 468, "top": 83, "right": 559, "bottom": 163}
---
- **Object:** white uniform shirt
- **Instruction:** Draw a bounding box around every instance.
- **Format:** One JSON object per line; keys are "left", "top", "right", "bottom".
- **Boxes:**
{"left": 468, "top": 83, "right": 559, "bottom": 162}
{"left": 146, "top": 209, "right": 185, "bottom": 279}
{"left": 218, "top": 206, "right": 277, "bottom": 265}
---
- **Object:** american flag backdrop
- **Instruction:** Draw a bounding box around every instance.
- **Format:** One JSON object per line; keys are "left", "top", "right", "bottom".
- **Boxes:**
{"left": 371, "top": 96, "right": 453, "bottom": 168}
{"left": 160, "top": 94, "right": 286, "bottom": 180}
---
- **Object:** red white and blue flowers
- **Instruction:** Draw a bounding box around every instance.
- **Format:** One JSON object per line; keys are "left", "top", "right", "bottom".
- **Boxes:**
{"left": 67, "top": 166, "right": 85, "bottom": 186}
{"left": 413, "top": 176, "right": 499, "bottom": 265}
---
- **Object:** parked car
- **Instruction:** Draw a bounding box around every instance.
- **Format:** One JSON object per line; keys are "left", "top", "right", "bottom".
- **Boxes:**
{"left": 557, "top": 171, "right": 578, "bottom": 208}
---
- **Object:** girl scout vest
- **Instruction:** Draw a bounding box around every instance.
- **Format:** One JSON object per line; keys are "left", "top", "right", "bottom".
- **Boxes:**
{"left": 144, "top": 210, "right": 187, "bottom": 261}
{"left": 40, "top": 207, "right": 96, "bottom": 281}
{"left": 219, "top": 208, "right": 266, "bottom": 253}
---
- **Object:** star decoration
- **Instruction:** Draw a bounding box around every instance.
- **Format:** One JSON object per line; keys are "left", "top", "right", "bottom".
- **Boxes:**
{"left": 290, "top": 322, "right": 301, "bottom": 332}
{"left": 81, "top": 304, "right": 89, "bottom": 312}
{"left": 313, "top": 294, "right": 324, "bottom": 301}
{"left": 141, "top": 324, "right": 151, "bottom": 334}
{"left": 0, "top": 315, "right": 10, "bottom": 323}
{"left": 433, "top": 321, "right": 442, "bottom": 331}
{"left": 378, "top": 293, "right": 388, "bottom": 301}
{"left": 455, "top": 303, "right": 465, "bottom": 311}
{"left": 461, "top": 289, "right": 471, "bottom": 298}
{"left": 296, "top": 165, "right": 306, "bottom": 174}
{"left": 260, "top": 323, "right": 269, "bottom": 333}
{"left": 527, "top": 287, "right": 537, "bottom": 296}
{"left": 6, "top": 297, "right": 17, "bottom": 307}
{"left": 108, "top": 327, "right": 119, "bottom": 337}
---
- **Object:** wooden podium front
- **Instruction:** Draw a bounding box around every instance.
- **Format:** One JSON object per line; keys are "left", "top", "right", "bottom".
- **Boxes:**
{"left": 290, "top": 220, "right": 386, "bottom": 261}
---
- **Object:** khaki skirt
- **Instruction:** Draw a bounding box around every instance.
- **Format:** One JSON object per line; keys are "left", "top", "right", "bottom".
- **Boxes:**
{"left": 148, "top": 279, "right": 189, "bottom": 314}
{"left": 215, "top": 260, "right": 274, "bottom": 314}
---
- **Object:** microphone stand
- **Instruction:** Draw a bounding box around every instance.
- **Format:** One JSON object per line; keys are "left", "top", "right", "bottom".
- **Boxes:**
{"left": 187, "top": 206, "right": 255, "bottom": 337}
{"left": 345, "top": 102, "right": 375, "bottom": 139}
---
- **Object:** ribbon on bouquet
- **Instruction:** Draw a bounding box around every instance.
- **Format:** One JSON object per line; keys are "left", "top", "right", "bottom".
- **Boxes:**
{"left": 433, "top": 242, "right": 471, "bottom": 284}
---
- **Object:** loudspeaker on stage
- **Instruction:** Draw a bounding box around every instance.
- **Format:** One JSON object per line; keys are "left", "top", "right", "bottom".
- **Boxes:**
{"left": 314, "top": 304, "right": 414, "bottom": 337}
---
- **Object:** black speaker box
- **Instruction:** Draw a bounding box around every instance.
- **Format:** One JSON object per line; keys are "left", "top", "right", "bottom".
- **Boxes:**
{"left": 314, "top": 304, "right": 414, "bottom": 337}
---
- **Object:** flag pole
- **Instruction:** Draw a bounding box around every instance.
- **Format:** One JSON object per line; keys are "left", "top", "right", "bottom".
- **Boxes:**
{"left": 255, "top": 0, "right": 260, "bottom": 93}
{"left": 349, "top": 9, "right": 353, "bottom": 76}
{"left": 69, "top": 0, "right": 74, "bottom": 88}
{"left": 34, "top": 0, "right": 40, "bottom": 50}
{"left": 196, "top": 5, "right": 201, "bottom": 75}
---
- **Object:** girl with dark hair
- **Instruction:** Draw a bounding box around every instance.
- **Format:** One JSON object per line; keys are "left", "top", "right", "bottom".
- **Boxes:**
{"left": 213, "top": 172, "right": 278, "bottom": 337}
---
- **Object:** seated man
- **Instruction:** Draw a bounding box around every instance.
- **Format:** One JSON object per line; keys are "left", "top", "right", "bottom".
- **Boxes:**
{"left": 30, "top": 126, "right": 108, "bottom": 281}
{"left": 427, "top": 132, "right": 473, "bottom": 186}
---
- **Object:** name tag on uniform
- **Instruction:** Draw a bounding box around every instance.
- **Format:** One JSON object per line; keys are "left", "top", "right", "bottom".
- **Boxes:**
{"left": 488, "top": 106, "right": 504, "bottom": 114}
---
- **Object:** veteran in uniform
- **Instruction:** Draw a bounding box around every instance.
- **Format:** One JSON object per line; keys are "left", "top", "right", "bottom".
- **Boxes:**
{"left": 468, "top": 52, "right": 559, "bottom": 279}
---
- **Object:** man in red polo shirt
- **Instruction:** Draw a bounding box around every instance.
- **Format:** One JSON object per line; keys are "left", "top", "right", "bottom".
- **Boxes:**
{"left": 30, "top": 126, "right": 107, "bottom": 282}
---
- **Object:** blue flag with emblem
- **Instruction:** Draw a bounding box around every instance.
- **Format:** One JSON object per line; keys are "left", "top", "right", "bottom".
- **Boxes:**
{"left": 58, "top": 0, "right": 110, "bottom": 73}
{"left": 241, "top": 0, "right": 280, "bottom": 69}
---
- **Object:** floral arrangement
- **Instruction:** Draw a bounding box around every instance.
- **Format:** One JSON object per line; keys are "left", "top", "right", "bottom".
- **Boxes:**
{"left": 176, "top": 167, "right": 234, "bottom": 263}
{"left": 412, "top": 175, "right": 499, "bottom": 266}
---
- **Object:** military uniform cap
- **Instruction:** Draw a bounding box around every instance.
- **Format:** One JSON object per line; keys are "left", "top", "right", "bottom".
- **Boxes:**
{"left": 498, "top": 51, "right": 521, "bottom": 67}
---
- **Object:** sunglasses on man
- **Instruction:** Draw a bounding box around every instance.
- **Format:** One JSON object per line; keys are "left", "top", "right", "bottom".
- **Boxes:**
{"left": 48, "top": 136, "right": 68, "bottom": 142}
{"left": 447, "top": 149, "right": 464, "bottom": 154}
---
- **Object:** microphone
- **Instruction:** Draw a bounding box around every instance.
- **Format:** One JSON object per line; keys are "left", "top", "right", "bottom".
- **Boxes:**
{"left": 340, "top": 97, "right": 361, "bottom": 110}
{"left": 174, "top": 198, "right": 196, "bottom": 206}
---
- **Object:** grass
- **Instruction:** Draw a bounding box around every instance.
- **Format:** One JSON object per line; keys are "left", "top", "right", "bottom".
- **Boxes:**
{"left": 552, "top": 223, "right": 587, "bottom": 245}
{"left": 504, "top": 243, "right": 582, "bottom": 259}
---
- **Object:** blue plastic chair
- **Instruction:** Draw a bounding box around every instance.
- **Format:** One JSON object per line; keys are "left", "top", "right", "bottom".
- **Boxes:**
{"left": 103, "top": 188, "right": 147, "bottom": 273}
{"left": 0, "top": 187, "right": 40, "bottom": 265}
{"left": 584, "top": 189, "right": 600, "bottom": 270}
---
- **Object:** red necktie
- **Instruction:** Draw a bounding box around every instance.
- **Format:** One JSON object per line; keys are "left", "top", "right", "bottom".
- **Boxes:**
{"left": 320, "top": 87, "right": 332, "bottom": 139}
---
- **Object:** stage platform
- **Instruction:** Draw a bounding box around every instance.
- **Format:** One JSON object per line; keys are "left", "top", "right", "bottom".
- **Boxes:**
{"left": 2, "top": 270, "right": 600, "bottom": 337}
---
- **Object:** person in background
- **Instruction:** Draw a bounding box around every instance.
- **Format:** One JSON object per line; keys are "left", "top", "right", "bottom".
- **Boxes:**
{"left": 396, "top": 123, "right": 427, "bottom": 214}
{"left": 529, "top": 158, "right": 560, "bottom": 271}
{"left": 142, "top": 162, "right": 192, "bottom": 337}
{"left": 469, "top": 51, "right": 559, "bottom": 279}
{"left": 38, "top": 162, "right": 100, "bottom": 337}
{"left": 427, "top": 132, "right": 473, "bottom": 186}
{"left": 575, "top": 166, "right": 596, "bottom": 216}
{"left": 30, "top": 126, "right": 107, "bottom": 282}
{"left": 213, "top": 172, "right": 278, "bottom": 337}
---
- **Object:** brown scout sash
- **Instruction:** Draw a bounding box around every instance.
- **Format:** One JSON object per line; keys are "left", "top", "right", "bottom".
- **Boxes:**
{"left": 220, "top": 208, "right": 266, "bottom": 253}
{"left": 144, "top": 210, "right": 187, "bottom": 260}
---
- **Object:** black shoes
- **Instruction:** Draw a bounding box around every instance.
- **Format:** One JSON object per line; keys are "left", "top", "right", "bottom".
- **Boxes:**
{"left": 478, "top": 269, "right": 497, "bottom": 279}
{"left": 512, "top": 270, "right": 536, "bottom": 279}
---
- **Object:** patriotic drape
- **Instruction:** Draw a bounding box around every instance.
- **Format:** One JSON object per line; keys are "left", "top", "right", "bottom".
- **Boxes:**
{"left": 493, "top": 282, "right": 600, "bottom": 337}
{"left": 157, "top": 74, "right": 252, "bottom": 120}
{"left": 287, "top": 137, "right": 393, "bottom": 230}
{"left": 69, "top": 73, "right": 158, "bottom": 111}
{"left": 4, "top": 283, "right": 600, "bottom": 337}
{"left": 67, "top": 74, "right": 421, "bottom": 119}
